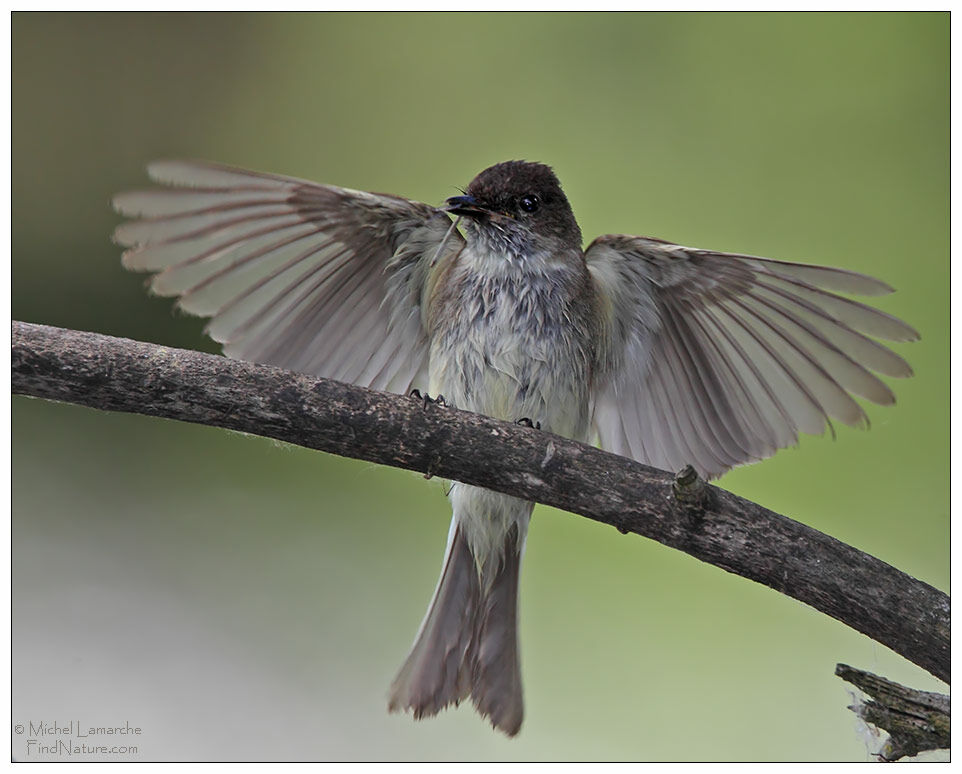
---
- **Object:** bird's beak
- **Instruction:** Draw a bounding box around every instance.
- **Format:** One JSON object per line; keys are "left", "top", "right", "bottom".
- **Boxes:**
{"left": 444, "top": 195, "right": 488, "bottom": 218}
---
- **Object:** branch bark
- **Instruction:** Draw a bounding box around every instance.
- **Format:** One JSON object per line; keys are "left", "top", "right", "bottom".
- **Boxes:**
{"left": 836, "top": 664, "right": 950, "bottom": 761}
{"left": 11, "top": 320, "right": 950, "bottom": 684}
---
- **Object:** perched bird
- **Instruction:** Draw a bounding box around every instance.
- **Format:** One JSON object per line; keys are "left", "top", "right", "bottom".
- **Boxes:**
{"left": 114, "top": 159, "right": 917, "bottom": 736}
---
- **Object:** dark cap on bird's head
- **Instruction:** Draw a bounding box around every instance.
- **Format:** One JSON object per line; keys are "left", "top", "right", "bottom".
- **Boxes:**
{"left": 445, "top": 161, "right": 582, "bottom": 253}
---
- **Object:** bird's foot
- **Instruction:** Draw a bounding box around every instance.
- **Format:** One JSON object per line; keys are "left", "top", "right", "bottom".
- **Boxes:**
{"left": 410, "top": 389, "right": 447, "bottom": 409}
{"left": 515, "top": 417, "right": 542, "bottom": 430}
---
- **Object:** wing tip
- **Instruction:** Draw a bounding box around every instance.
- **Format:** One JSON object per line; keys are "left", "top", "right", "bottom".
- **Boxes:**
{"left": 119, "top": 247, "right": 146, "bottom": 271}
{"left": 111, "top": 190, "right": 143, "bottom": 217}
{"left": 848, "top": 272, "right": 896, "bottom": 297}
{"left": 900, "top": 322, "right": 922, "bottom": 343}
{"left": 112, "top": 221, "right": 140, "bottom": 247}
{"left": 146, "top": 158, "right": 214, "bottom": 186}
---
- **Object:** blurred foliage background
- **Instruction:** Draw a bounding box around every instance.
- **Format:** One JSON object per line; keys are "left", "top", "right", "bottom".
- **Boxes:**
{"left": 12, "top": 12, "right": 947, "bottom": 762}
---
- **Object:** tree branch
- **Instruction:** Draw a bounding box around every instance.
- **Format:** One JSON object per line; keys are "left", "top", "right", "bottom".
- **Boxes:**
{"left": 836, "top": 664, "right": 950, "bottom": 761}
{"left": 11, "top": 320, "right": 949, "bottom": 685}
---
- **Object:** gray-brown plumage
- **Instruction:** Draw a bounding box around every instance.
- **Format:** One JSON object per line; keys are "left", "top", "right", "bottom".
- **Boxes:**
{"left": 114, "top": 158, "right": 918, "bottom": 736}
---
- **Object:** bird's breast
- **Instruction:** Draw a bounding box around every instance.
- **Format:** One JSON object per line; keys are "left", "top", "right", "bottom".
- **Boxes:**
{"left": 428, "top": 259, "right": 595, "bottom": 441}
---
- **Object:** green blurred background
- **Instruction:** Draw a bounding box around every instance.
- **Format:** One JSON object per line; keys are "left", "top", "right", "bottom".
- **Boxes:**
{"left": 12, "top": 12, "right": 947, "bottom": 762}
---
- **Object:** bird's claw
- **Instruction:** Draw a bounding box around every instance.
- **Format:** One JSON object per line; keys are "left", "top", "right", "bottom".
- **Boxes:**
{"left": 410, "top": 389, "right": 447, "bottom": 409}
{"left": 515, "top": 417, "right": 542, "bottom": 430}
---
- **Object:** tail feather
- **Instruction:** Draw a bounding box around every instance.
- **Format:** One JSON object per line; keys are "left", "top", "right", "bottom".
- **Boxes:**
{"left": 388, "top": 522, "right": 480, "bottom": 718}
{"left": 470, "top": 540, "right": 523, "bottom": 735}
{"left": 388, "top": 522, "right": 524, "bottom": 736}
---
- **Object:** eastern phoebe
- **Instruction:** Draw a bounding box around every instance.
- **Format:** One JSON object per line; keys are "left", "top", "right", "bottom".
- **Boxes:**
{"left": 114, "top": 160, "right": 917, "bottom": 736}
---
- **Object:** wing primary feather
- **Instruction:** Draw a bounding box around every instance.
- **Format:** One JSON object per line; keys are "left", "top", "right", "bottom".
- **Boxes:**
{"left": 322, "top": 301, "right": 390, "bottom": 381}
{"left": 379, "top": 324, "right": 427, "bottom": 394}
{"left": 688, "top": 303, "right": 800, "bottom": 444}
{"left": 363, "top": 310, "right": 429, "bottom": 393}
{"left": 654, "top": 299, "right": 746, "bottom": 471}
{"left": 612, "top": 371, "right": 653, "bottom": 466}
{"left": 304, "top": 255, "right": 392, "bottom": 378}
{"left": 615, "top": 401, "right": 635, "bottom": 461}
{"left": 723, "top": 295, "right": 865, "bottom": 428}
{"left": 751, "top": 276, "right": 914, "bottom": 378}
{"left": 147, "top": 158, "right": 314, "bottom": 189}
{"left": 196, "top": 239, "right": 336, "bottom": 321}
{"left": 112, "top": 189, "right": 291, "bottom": 221}
{"left": 711, "top": 298, "right": 833, "bottom": 437}
{"left": 742, "top": 287, "right": 895, "bottom": 404}
{"left": 627, "top": 376, "right": 668, "bottom": 469}
{"left": 659, "top": 298, "right": 769, "bottom": 464}
{"left": 752, "top": 272, "right": 919, "bottom": 342}
{"left": 643, "top": 336, "right": 719, "bottom": 475}
{"left": 301, "top": 237, "right": 395, "bottom": 362}
{"left": 683, "top": 303, "right": 788, "bottom": 456}
{"left": 130, "top": 215, "right": 312, "bottom": 274}
{"left": 282, "top": 245, "right": 386, "bottom": 373}
{"left": 215, "top": 243, "right": 351, "bottom": 349}
{"left": 360, "top": 330, "right": 408, "bottom": 390}
{"left": 114, "top": 202, "right": 295, "bottom": 246}
{"left": 175, "top": 217, "right": 317, "bottom": 269}
{"left": 166, "top": 201, "right": 328, "bottom": 246}
{"left": 177, "top": 227, "right": 328, "bottom": 306}
{"left": 693, "top": 249, "right": 897, "bottom": 296}
{"left": 672, "top": 297, "right": 779, "bottom": 461}
{"left": 242, "top": 246, "right": 358, "bottom": 366}
{"left": 644, "top": 337, "right": 707, "bottom": 472}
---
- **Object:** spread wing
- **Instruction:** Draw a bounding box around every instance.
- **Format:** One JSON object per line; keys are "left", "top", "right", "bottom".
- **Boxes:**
{"left": 586, "top": 234, "right": 919, "bottom": 479}
{"left": 114, "top": 160, "right": 463, "bottom": 394}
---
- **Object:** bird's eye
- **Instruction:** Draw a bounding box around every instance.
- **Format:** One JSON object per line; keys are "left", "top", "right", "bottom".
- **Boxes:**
{"left": 518, "top": 195, "right": 540, "bottom": 214}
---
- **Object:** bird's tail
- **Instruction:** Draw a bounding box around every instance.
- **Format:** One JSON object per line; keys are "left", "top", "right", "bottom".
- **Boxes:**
{"left": 388, "top": 520, "right": 524, "bottom": 736}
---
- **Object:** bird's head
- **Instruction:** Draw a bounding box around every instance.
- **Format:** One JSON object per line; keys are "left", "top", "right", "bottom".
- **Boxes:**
{"left": 445, "top": 161, "right": 582, "bottom": 258}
